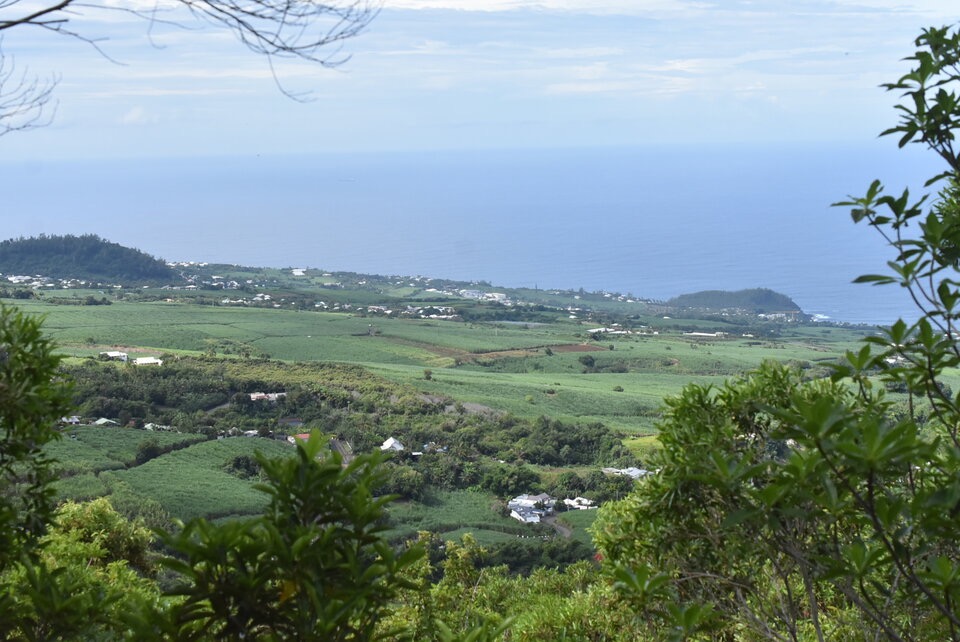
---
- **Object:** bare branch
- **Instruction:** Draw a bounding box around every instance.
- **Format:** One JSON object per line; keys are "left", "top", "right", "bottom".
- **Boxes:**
{"left": 0, "top": 0, "right": 380, "bottom": 120}
{"left": 0, "top": 0, "right": 74, "bottom": 33}
{"left": 2, "top": 0, "right": 378, "bottom": 64}
{"left": 0, "top": 46, "right": 56, "bottom": 137}
{"left": 179, "top": 0, "right": 379, "bottom": 66}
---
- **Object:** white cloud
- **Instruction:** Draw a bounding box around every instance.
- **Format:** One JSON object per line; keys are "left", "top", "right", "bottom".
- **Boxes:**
{"left": 384, "top": 0, "right": 705, "bottom": 14}
{"left": 530, "top": 46, "right": 626, "bottom": 60}
{"left": 119, "top": 105, "right": 154, "bottom": 124}
{"left": 95, "top": 88, "right": 241, "bottom": 98}
{"left": 382, "top": 0, "right": 958, "bottom": 26}
{"left": 115, "top": 68, "right": 279, "bottom": 80}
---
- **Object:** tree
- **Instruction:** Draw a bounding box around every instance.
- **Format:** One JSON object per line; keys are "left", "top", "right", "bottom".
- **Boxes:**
{"left": 142, "top": 434, "right": 424, "bottom": 641}
{"left": 0, "top": 304, "right": 84, "bottom": 638}
{"left": 594, "top": 24, "right": 960, "bottom": 642}
{"left": 0, "top": 0, "right": 378, "bottom": 129}
{"left": 0, "top": 304, "right": 73, "bottom": 572}
{"left": 135, "top": 436, "right": 163, "bottom": 464}
{"left": 0, "top": 499, "right": 160, "bottom": 641}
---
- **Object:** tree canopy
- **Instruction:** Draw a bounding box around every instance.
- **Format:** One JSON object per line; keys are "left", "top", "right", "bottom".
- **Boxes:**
{"left": 0, "top": 234, "right": 178, "bottom": 284}
{"left": 666, "top": 287, "right": 802, "bottom": 313}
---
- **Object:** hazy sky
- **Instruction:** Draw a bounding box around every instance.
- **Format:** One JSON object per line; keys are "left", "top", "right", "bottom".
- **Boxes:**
{"left": 0, "top": 0, "right": 955, "bottom": 160}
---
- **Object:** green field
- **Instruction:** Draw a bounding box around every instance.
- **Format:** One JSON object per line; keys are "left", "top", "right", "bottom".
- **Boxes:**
{"left": 49, "top": 426, "right": 206, "bottom": 475}
{"left": 557, "top": 509, "right": 599, "bottom": 546}
{"left": 107, "top": 438, "right": 293, "bottom": 521}
{"left": 9, "top": 297, "right": 871, "bottom": 433}
{"left": 15, "top": 282, "right": 883, "bottom": 565}
{"left": 386, "top": 490, "right": 530, "bottom": 546}
{"left": 15, "top": 300, "right": 581, "bottom": 365}
{"left": 51, "top": 428, "right": 295, "bottom": 521}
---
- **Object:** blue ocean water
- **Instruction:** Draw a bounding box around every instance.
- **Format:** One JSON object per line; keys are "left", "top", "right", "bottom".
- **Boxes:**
{"left": 1, "top": 143, "right": 943, "bottom": 325}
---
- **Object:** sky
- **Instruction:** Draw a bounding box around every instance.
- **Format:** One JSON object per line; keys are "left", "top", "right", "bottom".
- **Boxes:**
{"left": 0, "top": 0, "right": 956, "bottom": 160}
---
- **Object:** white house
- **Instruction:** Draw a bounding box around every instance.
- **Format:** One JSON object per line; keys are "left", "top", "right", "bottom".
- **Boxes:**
{"left": 250, "top": 392, "right": 287, "bottom": 402}
{"left": 99, "top": 351, "right": 128, "bottom": 362}
{"left": 133, "top": 357, "right": 163, "bottom": 366}
{"left": 510, "top": 508, "right": 542, "bottom": 523}
{"left": 563, "top": 497, "right": 597, "bottom": 510}
{"left": 380, "top": 437, "right": 405, "bottom": 452}
{"left": 510, "top": 493, "right": 554, "bottom": 509}
{"left": 602, "top": 466, "right": 651, "bottom": 479}
{"left": 508, "top": 493, "right": 556, "bottom": 524}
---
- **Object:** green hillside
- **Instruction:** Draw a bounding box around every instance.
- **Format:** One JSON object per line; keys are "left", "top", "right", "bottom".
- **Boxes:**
{"left": 0, "top": 234, "right": 179, "bottom": 284}
{"left": 666, "top": 287, "right": 802, "bottom": 313}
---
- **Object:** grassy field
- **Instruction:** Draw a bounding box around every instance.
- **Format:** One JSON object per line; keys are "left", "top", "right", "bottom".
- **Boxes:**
{"left": 368, "top": 362, "right": 717, "bottom": 433}
{"left": 106, "top": 438, "right": 294, "bottom": 521}
{"left": 367, "top": 328, "right": 864, "bottom": 433}
{"left": 15, "top": 300, "right": 581, "bottom": 365}
{"left": 557, "top": 509, "right": 599, "bottom": 546}
{"left": 48, "top": 427, "right": 206, "bottom": 475}
{"left": 50, "top": 429, "right": 295, "bottom": 521}
{"left": 386, "top": 490, "right": 529, "bottom": 546}
{"left": 9, "top": 296, "right": 875, "bottom": 434}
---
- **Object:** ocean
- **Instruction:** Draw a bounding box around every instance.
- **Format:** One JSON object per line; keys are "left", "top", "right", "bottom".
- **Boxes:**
{"left": 2, "top": 143, "right": 944, "bottom": 325}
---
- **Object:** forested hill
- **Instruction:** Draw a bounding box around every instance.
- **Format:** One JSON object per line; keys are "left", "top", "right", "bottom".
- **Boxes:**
{"left": 666, "top": 288, "right": 802, "bottom": 313}
{"left": 0, "top": 235, "right": 178, "bottom": 284}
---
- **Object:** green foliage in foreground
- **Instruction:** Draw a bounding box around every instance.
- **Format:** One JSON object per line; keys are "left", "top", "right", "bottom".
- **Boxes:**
{"left": 0, "top": 305, "right": 74, "bottom": 573}
{"left": 141, "top": 437, "right": 423, "bottom": 641}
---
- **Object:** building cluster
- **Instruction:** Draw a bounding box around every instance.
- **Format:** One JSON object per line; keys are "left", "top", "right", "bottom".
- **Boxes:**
{"left": 98, "top": 352, "right": 163, "bottom": 366}
{"left": 249, "top": 392, "right": 287, "bottom": 402}
{"left": 508, "top": 493, "right": 556, "bottom": 524}
{"left": 601, "top": 466, "right": 651, "bottom": 479}
{"left": 5, "top": 274, "right": 117, "bottom": 290}
{"left": 379, "top": 437, "right": 447, "bottom": 458}
{"left": 506, "top": 493, "right": 599, "bottom": 524}
{"left": 363, "top": 304, "right": 460, "bottom": 320}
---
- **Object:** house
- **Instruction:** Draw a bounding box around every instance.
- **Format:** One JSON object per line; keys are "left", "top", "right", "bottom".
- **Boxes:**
{"left": 510, "top": 507, "right": 542, "bottom": 523}
{"left": 287, "top": 433, "right": 311, "bottom": 444}
{"left": 250, "top": 392, "right": 287, "bottom": 402}
{"left": 563, "top": 497, "right": 597, "bottom": 510}
{"left": 510, "top": 493, "right": 554, "bottom": 509}
{"left": 133, "top": 357, "right": 163, "bottom": 366}
{"left": 99, "top": 351, "right": 128, "bottom": 362}
{"left": 602, "top": 466, "right": 651, "bottom": 479}
{"left": 94, "top": 417, "right": 118, "bottom": 426}
{"left": 60, "top": 415, "right": 81, "bottom": 425}
{"left": 380, "top": 437, "right": 404, "bottom": 452}
{"left": 508, "top": 493, "right": 556, "bottom": 524}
